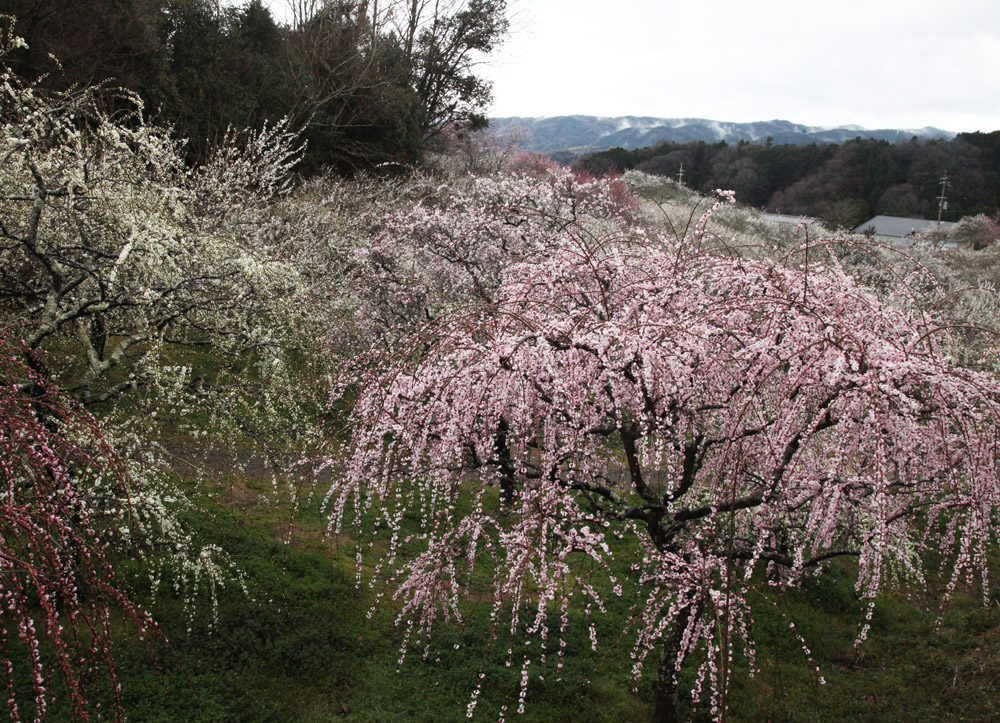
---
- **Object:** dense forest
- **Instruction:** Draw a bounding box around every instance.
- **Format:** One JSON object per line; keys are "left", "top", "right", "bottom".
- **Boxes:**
{"left": 1, "top": 0, "right": 507, "bottom": 171}
{"left": 575, "top": 133, "right": 1000, "bottom": 228}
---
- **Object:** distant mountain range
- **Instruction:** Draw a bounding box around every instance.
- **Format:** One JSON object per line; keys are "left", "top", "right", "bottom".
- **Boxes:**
{"left": 489, "top": 116, "right": 955, "bottom": 157}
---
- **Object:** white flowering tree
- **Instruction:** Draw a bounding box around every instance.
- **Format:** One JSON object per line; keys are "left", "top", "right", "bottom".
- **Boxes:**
{"left": 0, "top": 27, "right": 330, "bottom": 621}
{"left": 0, "top": 57, "right": 303, "bottom": 404}
{"left": 327, "top": 184, "right": 1000, "bottom": 721}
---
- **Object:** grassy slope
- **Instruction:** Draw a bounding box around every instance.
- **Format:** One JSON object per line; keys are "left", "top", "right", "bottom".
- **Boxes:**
{"left": 74, "top": 463, "right": 999, "bottom": 722}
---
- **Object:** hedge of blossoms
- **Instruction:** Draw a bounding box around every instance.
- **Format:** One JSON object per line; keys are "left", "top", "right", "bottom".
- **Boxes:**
{"left": 0, "top": 330, "right": 157, "bottom": 722}
{"left": 325, "top": 187, "right": 1000, "bottom": 721}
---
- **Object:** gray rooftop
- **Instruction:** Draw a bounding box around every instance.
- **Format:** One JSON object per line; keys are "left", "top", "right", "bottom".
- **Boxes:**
{"left": 762, "top": 212, "right": 820, "bottom": 226}
{"left": 853, "top": 215, "right": 957, "bottom": 239}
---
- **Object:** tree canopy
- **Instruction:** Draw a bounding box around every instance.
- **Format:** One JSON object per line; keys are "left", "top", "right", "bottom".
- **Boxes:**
{"left": 0, "top": 0, "right": 509, "bottom": 170}
{"left": 576, "top": 134, "right": 1000, "bottom": 229}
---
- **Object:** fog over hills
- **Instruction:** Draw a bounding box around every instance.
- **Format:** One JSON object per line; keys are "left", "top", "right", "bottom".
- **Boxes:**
{"left": 490, "top": 116, "right": 956, "bottom": 156}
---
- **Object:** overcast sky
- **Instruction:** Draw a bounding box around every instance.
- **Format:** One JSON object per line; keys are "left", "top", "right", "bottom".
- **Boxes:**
{"left": 479, "top": 0, "right": 1000, "bottom": 132}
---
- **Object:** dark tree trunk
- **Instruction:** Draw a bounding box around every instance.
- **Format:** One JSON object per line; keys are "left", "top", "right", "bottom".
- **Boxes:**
{"left": 653, "top": 604, "right": 697, "bottom": 723}
{"left": 495, "top": 416, "right": 516, "bottom": 503}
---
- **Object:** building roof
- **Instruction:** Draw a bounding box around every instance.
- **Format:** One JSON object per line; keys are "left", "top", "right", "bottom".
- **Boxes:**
{"left": 761, "top": 212, "right": 820, "bottom": 226}
{"left": 853, "top": 215, "right": 957, "bottom": 239}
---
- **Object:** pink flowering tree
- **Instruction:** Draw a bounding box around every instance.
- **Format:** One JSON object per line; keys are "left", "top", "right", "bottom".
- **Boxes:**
{"left": 346, "top": 167, "right": 636, "bottom": 340}
{"left": 0, "top": 328, "right": 156, "bottom": 721}
{"left": 327, "top": 189, "right": 1000, "bottom": 721}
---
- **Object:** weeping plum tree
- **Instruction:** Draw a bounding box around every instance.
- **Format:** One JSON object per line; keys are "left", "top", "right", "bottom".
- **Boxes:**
{"left": 0, "top": 329, "right": 155, "bottom": 721}
{"left": 327, "top": 186, "right": 1000, "bottom": 721}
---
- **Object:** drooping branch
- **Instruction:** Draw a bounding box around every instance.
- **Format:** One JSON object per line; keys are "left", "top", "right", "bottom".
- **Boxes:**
{"left": 331, "top": 169, "right": 1000, "bottom": 723}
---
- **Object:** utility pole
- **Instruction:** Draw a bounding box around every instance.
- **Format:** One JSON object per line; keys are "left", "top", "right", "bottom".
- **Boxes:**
{"left": 936, "top": 171, "right": 950, "bottom": 225}
{"left": 677, "top": 162, "right": 685, "bottom": 186}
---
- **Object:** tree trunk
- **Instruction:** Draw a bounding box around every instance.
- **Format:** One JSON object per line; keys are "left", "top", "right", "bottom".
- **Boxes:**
{"left": 495, "top": 417, "right": 516, "bottom": 503}
{"left": 653, "top": 604, "right": 696, "bottom": 723}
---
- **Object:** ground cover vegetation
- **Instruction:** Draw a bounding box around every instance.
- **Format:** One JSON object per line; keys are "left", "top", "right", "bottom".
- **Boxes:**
{"left": 3, "top": 10, "right": 1000, "bottom": 721}
{"left": 575, "top": 133, "right": 1000, "bottom": 230}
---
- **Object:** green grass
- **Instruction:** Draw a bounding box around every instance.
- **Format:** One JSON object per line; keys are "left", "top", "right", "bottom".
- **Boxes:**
{"left": 717, "top": 565, "right": 1000, "bottom": 722}
{"left": 88, "top": 472, "right": 651, "bottom": 721}
{"left": 49, "top": 464, "right": 1000, "bottom": 722}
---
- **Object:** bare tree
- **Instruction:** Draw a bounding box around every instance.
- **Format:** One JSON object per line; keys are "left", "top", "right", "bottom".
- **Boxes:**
{"left": 390, "top": 0, "right": 509, "bottom": 137}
